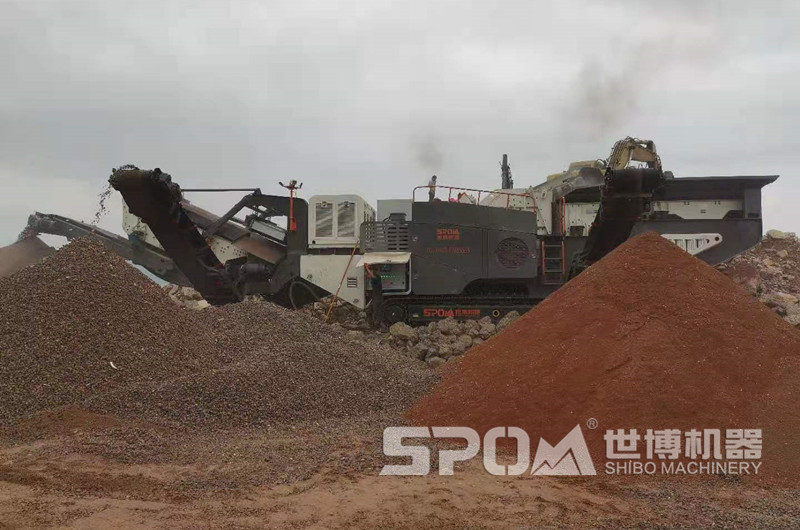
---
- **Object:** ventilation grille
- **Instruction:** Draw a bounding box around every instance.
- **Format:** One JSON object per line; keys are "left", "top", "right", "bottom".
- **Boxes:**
{"left": 496, "top": 237, "right": 529, "bottom": 269}
{"left": 337, "top": 201, "right": 356, "bottom": 237}
{"left": 361, "top": 221, "right": 411, "bottom": 252}
{"left": 315, "top": 202, "right": 333, "bottom": 237}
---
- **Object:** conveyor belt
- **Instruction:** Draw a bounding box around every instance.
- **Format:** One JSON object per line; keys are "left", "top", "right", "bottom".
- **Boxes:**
{"left": 25, "top": 212, "right": 189, "bottom": 286}
{"left": 109, "top": 168, "right": 241, "bottom": 305}
{"left": 571, "top": 168, "right": 665, "bottom": 276}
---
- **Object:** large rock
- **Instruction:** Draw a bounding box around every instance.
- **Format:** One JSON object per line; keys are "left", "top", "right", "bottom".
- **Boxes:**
{"left": 416, "top": 340, "right": 432, "bottom": 356}
{"left": 438, "top": 318, "right": 460, "bottom": 336}
{"left": 497, "top": 311, "right": 521, "bottom": 331}
{"left": 438, "top": 344, "right": 453, "bottom": 359}
{"left": 784, "top": 303, "right": 800, "bottom": 317}
{"left": 181, "top": 286, "right": 203, "bottom": 301}
{"left": 426, "top": 356, "right": 446, "bottom": 368}
{"left": 760, "top": 292, "right": 799, "bottom": 311}
{"left": 406, "top": 345, "right": 426, "bottom": 361}
{"left": 185, "top": 299, "right": 211, "bottom": 311}
{"left": 767, "top": 229, "right": 790, "bottom": 240}
{"left": 429, "top": 330, "right": 445, "bottom": 344}
{"left": 464, "top": 320, "right": 480, "bottom": 333}
{"left": 389, "top": 322, "right": 418, "bottom": 342}
{"left": 478, "top": 322, "right": 496, "bottom": 340}
{"left": 785, "top": 313, "right": 800, "bottom": 327}
{"left": 456, "top": 334, "right": 473, "bottom": 350}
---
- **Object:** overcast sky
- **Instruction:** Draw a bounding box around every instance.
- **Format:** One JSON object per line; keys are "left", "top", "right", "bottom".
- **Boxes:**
{"left": 1, "top": 0, "right": 799, "bottom": 246}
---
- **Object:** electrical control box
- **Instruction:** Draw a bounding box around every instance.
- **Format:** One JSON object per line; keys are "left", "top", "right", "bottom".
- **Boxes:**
{"left": 367, "top": 263, "right": 409, "bottom": 292}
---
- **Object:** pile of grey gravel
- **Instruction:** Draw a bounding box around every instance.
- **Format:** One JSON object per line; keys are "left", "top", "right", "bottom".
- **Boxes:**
{"left": 0, "top": 239, "right": 435, "bottom": 432}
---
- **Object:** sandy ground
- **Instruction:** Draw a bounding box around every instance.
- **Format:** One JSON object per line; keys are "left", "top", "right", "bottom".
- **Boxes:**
{"left": 1, "top": 434, "right": 798, "bottom": 529}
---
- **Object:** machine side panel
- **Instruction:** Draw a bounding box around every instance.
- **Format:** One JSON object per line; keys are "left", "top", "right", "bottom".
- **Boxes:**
{"left": 299, "top": 255, "right": 365, "bottom": 309}
{"left": 410, "top": 221, "right": 485, "bottom": 295}
{"left": 408, "top": 202, "right": 539, "bottom": 296}
{"left": 411, "top": 201, "right": 538, "bottom": 232}
{"left": 630, "top": 218, "right": 764, "bottom": 265}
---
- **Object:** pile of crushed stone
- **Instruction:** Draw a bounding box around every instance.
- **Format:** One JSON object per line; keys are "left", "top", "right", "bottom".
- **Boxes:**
{"left": 0, "top": 238, "right": 230, "bottom": 424}
{"left": 0, "top": 239, "right": 435, "bottom": 433}
{"left": 87, "top": 300, "right": 436, "bottom": 428}
{"left": 718, "top": 229, "right": 800, "bottom": 325}
{"left": 409, "top": 233, "right": 800, "bottom": 483}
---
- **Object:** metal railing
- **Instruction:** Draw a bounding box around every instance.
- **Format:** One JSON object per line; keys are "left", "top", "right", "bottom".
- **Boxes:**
{"left": 412, "top": 185, "right": 537, "bottom": 213}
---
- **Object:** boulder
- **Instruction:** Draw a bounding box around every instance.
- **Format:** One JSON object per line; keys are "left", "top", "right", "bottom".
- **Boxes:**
{"left": 767, "top": 229, "right": 790, "bottom": 240}
{"left": 775, "top": 292, "right": 799, "bottom": 305}
{"left": 777, "top": 250, "right": 789, "bottom": 259}
{"left": 185, "top": 299, "right": 210, "bottom": 311}
{"left": 389, "top": 322, "right": 418, "bottom": 342}
{"left": 760, "top": 293, "right": 799, "bottom": 311}
{"left": 438, "top": 318, "right": 460, "bottom": 336}
{"left": 456, "top": 334, "right": 473, "bottom": 349}
{"left": 406, "top": 345, "right": 425, "bottom": 361}
{"left": 429, "top": 330, "right": 445, "bottom": 344}
{"left": 427, "top": 356, "right": 446, "bottom": 368}
{"left": 450, "top": 342, "right": 466, "bottom": 355}
{"left": 497, "top": 311, "right": 521, "bottom": 331}
{"left": 784, "top": 303, "right": 800, "bottom": 317}
{"left": 478, "top": 322, "right": 496, "bottom": 340}
{"left": 181, "top": 286, "right": 203, "bottom": 301}
{"left": 438, "top": 344, "right": 453, "bottom": 359}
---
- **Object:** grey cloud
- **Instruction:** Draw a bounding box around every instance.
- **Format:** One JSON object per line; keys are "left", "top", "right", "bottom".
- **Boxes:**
{"left": 1, "top": 0, "right": 799, "bottom": 245}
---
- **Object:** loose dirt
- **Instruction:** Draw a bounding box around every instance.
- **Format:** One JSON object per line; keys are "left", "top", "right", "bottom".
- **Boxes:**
{"left": 1, "top": 234, "right": 798, "bottom": 527}
{"left": 409, "top": 232, "right": 800, "bottom": 484}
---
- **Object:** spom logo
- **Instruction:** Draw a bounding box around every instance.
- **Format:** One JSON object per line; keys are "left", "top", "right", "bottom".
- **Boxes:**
{"left": 531, "top": 425, "right": 596, "bottom": 476}
{"left": 380, "top": 425, "right": 596, "bottom": 476}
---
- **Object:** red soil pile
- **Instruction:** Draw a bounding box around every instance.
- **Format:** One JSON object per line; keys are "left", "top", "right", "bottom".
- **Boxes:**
{"left": 408, "top": 232, "right": 800, "bottom": 482}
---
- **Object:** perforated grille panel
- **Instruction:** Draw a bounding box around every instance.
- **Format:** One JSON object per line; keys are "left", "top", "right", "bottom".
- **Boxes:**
{"left": 495, "top": 237, "right": 529, "bottom": 269}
